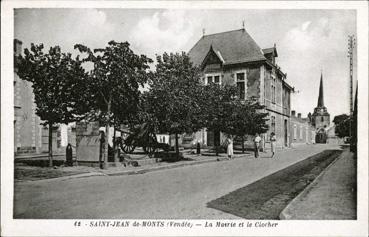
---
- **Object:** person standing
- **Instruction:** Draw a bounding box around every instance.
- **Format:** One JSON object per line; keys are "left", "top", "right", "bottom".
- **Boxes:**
{"left": 254, "top": 133, "right": 261, "bottom": 158}
{"left": 270, "top": 132, "right": 277, "bottom": 158}
{"left": 65, "top": 143, "right": 73, "bottom": 166}
{"left": 226, "top": 136, "right": 234, "bottom": 159}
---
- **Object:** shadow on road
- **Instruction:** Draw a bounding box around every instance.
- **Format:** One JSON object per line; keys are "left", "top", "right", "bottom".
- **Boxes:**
{"left": 206, "top": 149, "right": 342, "bottom": 219}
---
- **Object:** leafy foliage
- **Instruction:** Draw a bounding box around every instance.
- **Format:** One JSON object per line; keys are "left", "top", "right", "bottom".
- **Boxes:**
{"left": 16, "top": 44, "right": 88, "bottom": 125}
{"left": 74, "top": 41, "right": 152, "bottom": 167}
{"left": 224, "top": 97, "right": 269, "bottom": 137}
{"left": 15, "top": 43, "right": 88, "bottom": 166}
{"left": 143, "top": 52, "right": 203, "bottom": 154}
{"left": 145, "top": 52, "right": 203, "bottom": 134}
{"left": 74, "top": 41, "right": 153, "bottom": 126}
{"left": 333, "top": 114, "right": 351, "bottom": 138}
{"left": 201, "top": 84, "right": 269, "bottom": 154}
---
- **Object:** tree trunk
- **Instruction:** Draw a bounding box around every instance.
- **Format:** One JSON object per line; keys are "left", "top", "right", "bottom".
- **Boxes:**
{"left": 242, "top": 136, "right": 245, "bottom": 154}
{"left": 113, "top": 127, "right": 117, "bottom": 163}
{"left": 214, "top": 130, "right": 219, "bottom": 156}
{"left": 103, "top": 100, "right": 111, "bottom": 169}
{"left": 48, "top": 121, "right": 53, "bottom": 167}
{"left": 175, "top": 133, "right": 179, "bottom": 159}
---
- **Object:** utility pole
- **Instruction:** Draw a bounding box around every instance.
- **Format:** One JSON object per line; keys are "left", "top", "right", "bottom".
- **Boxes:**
{"left": 347, "top": 35, "right": 355, "bottom": 140}
{"left": 347, "top": 35, "right": 355, "bottom": 115}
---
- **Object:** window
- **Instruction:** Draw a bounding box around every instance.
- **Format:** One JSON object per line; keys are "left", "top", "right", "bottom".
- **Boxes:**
{"left": 271, "top": 76, "right": 276, "bottom": 104}
{"left": 300, "top": 125, "right": 303, "bottom": 140}
{"left": 321, "top": 117, "right": 324, "bottom": 122}
{"left": 205, "top": 74, "right": 221, "bottom": 85}
{"left": 293, "top": 124, "right": 297, "bottom": 139}
{"left": 207, "top": 76, "right": 213, "bottom": 84}
{"left": 236, "top": 72, "right": 246, "bottom": 99}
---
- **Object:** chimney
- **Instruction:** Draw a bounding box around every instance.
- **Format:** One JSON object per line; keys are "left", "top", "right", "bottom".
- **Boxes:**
{"left": 291, "top": 110, "right": 296, "bottom": 117}
{"left": 298, "top": 113, "right": 301, "bottom": 118}
{"left": 14, "top": 39, "right": 23, "bottom": 56}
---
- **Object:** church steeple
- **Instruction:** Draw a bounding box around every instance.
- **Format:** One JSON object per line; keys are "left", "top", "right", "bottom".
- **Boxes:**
{"left": 311, "top": 72, "right": 330, "bottom": 143}
{"left": 317, "top": 73, "right": 324, "bottom": 107}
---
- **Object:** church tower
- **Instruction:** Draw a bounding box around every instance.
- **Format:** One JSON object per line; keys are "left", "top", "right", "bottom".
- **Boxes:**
{"left": 312, "top": 73, "right": 330, "bottom": 143}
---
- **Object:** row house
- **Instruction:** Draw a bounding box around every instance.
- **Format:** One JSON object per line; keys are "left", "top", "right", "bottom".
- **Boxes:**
{"left": 185, "top": 28, "right": 294, "bottom": 149}
{"left": 290, "top": 111, "right": 316, "bottom": 146}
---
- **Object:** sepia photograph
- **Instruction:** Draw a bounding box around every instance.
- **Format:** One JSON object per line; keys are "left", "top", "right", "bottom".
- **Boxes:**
{"left": 1, "top": 1, "right": 368, "bottom": 236}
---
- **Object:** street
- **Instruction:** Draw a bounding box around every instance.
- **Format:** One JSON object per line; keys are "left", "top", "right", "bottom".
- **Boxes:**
{"left": 14, "top": 144, "right": 339, "bottom": 219}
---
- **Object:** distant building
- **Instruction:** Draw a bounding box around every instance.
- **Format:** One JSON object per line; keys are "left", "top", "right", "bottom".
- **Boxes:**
{"left": 14, "top": 39, "right": 60, "bottom": 155}
{"left": 187, "top": 28, "right": 294, "bottom": 149}
{"left": 290, "top": 111, "right": 315, "bottom": 146}
{"left": 311, "top": 73, "right": 330, "bottom": 143}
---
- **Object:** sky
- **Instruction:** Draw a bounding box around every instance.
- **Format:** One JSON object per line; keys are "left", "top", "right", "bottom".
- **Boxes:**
{"left": 14, "top": 8, "right": 357, "bottom": 122}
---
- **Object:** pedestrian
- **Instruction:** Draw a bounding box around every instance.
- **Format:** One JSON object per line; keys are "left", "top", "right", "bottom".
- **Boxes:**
{"left": 65, "top": 143, "right": 73, "bottom": 166}
{"left": 254, "top": 133, "right": 261, "bottom": 158}
{"left": 270, "top": 132, "right": 277, "bottom": 158}
{"left": 226, "top": 136, "right": 234, "bottom": 159}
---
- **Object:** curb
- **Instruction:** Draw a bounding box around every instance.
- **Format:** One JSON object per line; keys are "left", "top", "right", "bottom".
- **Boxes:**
{"left": 18, "top": 154, "right": 253, "bottom": 182}
{"left": 104, "top": 155, "right": 251, "bottom": 176}
{"left": 279, "top": 151, "right": 345, "bottom": 220}
{"left": 16, "top": 172, "right": 107, "bottom": 183}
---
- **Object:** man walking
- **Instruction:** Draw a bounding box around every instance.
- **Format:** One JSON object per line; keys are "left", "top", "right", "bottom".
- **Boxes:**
{"left": 254, "top": 133, "right": 261, "bottom": 158}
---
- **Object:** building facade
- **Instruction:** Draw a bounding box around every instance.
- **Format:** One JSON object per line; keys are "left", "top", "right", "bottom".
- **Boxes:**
{"left": 290, "top": 111, "right": 316, "bottom": 146}
{"left": 14, "top": 39, "right": 60, "bottom": 155}
{"left": 311, "top": 73, "right": 330, "bottom": 143}
{"left": 187, "top": 28, "right": 293, "bottom": 149}
{"left": 326, "top": 125, "right": 344, "bottom": 144}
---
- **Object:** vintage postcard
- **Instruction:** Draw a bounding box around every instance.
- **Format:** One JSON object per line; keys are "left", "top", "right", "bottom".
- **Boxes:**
{"left": 1, "top": 1, "right": 368, "bottom": 236}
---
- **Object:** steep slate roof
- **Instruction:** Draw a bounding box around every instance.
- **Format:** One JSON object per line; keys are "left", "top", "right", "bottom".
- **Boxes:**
{"left": 317, "top": 73, "right": 325, "bottom": 107}
{"left": 188, "top": 29, "right": 266, "bottom": 66}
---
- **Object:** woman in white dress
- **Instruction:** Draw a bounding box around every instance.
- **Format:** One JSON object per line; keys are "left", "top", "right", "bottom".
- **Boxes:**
{"left": 227, "top": 137, "right": 234, "bottom": 159}
{"left": 270, "top": 132, "right": 277, "bottom": 158}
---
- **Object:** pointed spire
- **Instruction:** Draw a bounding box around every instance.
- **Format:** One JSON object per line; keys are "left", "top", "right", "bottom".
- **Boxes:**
{"left": 317, "top": 73, "right": 324, "bottom": 107}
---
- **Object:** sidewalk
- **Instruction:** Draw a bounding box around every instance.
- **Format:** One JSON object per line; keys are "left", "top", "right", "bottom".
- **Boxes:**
{"left": 15, "top": 150, "right": 254, "bottom": 182}
{"left": 280, "top": 149, "right": 356, "bottom": 219}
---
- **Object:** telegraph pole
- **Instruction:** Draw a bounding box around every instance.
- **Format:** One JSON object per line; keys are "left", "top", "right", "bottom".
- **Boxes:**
{"left": 348, "top": 35, "right": 355, "bottom": 115}
{"left": 347, "top": 35, "right": 355, "bottom": 140}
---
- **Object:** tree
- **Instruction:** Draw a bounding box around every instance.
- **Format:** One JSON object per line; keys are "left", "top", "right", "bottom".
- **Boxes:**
{"left": 200, "top": 84, "right": 238, "bottom": 155}
{"left": 15, "top": 44, "right": 88, "bottom": 167}
{"left": 224, "top": 97, "right": 269, "bottom": 153}
{"left": 333, "top": 114, "right": 351, "bottom": 138}
{"left": 74, "top": 41, "right": 152, "bottom": 168}
{"left": 144, "top": 52, "right": 203, "bottom": 158}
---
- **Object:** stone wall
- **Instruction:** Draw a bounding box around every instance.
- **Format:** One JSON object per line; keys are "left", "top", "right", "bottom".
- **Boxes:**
{"left": 76, "top": 121, "right": 101, "bottom": 162}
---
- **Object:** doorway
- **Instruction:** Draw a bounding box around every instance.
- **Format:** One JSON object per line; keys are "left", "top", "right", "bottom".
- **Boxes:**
{"left": 206, "top": 130, "right": 220, "bottom": 147}
{"left": 284, "top": 119, "right": 288, "bottom": 147}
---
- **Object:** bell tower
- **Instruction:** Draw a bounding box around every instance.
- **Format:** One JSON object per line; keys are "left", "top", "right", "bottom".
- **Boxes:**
{"left": 312, "top": 73, "right": 330, "bottom": 143}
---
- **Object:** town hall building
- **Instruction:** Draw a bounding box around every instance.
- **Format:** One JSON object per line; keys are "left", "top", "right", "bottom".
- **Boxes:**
{"left": 186, "top": 28, "right": 294, "bottom": 150}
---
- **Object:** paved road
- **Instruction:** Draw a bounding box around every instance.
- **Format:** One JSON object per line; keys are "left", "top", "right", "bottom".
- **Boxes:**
{"left": 14, "top": 144, "right": 339, "bottom": 219}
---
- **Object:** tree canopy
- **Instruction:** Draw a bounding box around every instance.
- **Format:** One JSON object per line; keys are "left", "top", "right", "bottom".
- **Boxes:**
{"left": 15, "top": 43, "right": 88, "bottom": 166}
{"left": 333, "top": 114, "right": 351, "bottom": 138}
{"left": 143, "top": 52, "right": 203, "bottom": 155}
{"left": 16, "top": 44, "right": 88, "bottom": 125}
{"left": 74, "top": 41, "right": 153, "bottom": 166}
